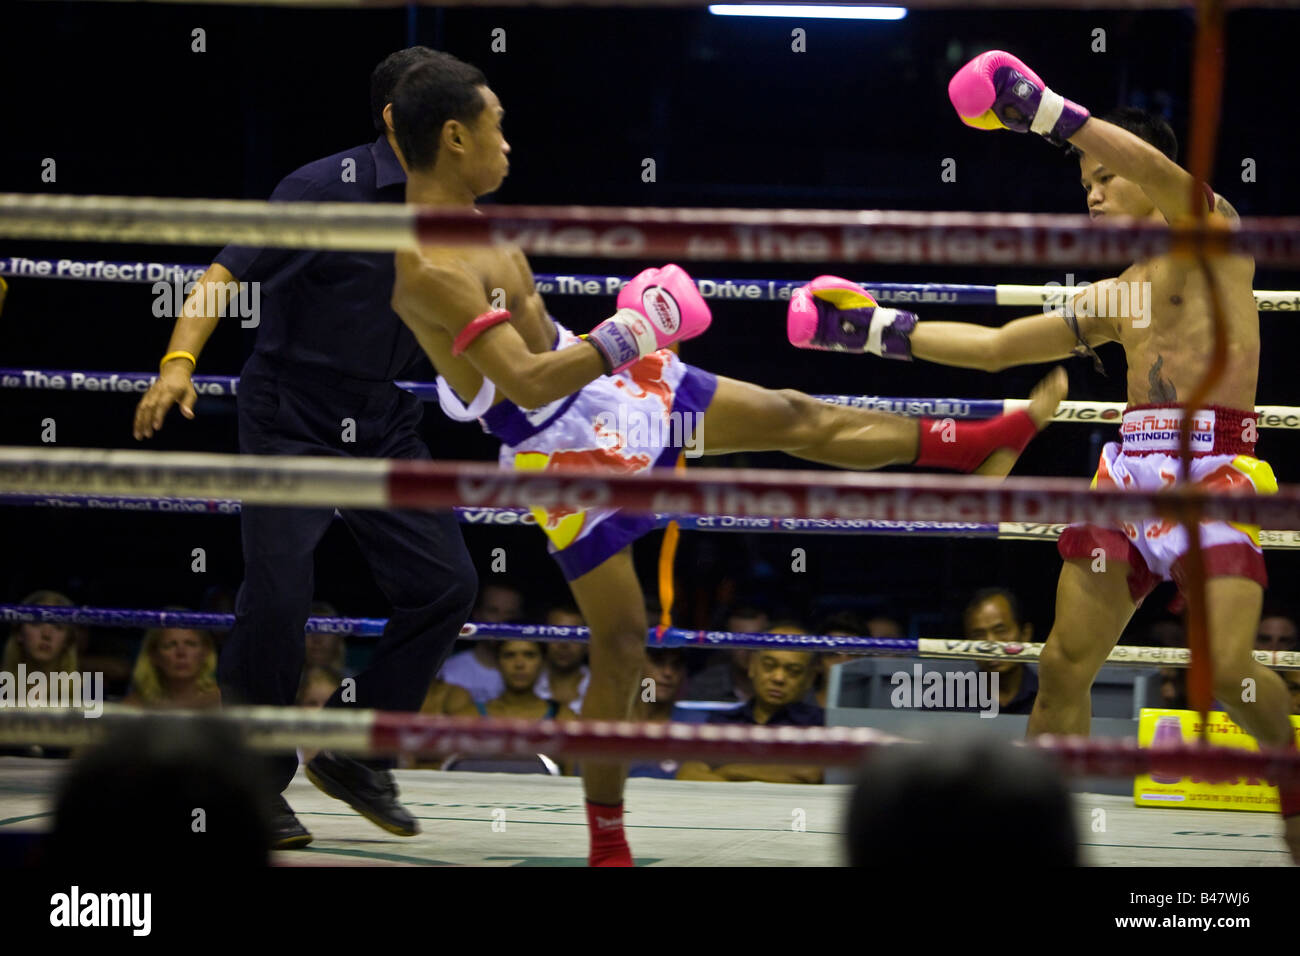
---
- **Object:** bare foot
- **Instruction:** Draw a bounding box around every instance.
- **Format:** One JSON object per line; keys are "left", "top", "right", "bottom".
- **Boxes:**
{"left": 974, "top": 366, "right": 1069, "bottom": 478}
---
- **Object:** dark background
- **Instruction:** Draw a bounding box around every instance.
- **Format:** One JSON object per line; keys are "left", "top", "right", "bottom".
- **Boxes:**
{"left": 2, "top": 3, "right": 1298, "bottom": 644}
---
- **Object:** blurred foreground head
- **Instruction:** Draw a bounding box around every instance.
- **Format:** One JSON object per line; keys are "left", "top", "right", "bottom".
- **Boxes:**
{"left": 845, "top": 738, "right": 1077, "bottom": 866}
{"left": 49, "top": 718, "right": 271, "bottom": 867}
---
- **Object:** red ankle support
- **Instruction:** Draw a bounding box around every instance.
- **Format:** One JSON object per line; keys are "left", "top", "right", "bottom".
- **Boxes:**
{"left": 586, "top": 800, "right": 633, "bottom": 867}
{"left": 915, "top": 410, "right": 1037, "bottom": 473}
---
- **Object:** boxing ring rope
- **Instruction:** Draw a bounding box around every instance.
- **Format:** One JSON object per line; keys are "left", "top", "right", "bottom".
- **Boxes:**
{"left": 3, "top": 446, "right": 1300, "bottom": 526}
{"left": 6, "top": 256, "right": 1300, "bottom": 309}
{"left": 1, "top": 705, "right": 1297, "bottom": 785}
{"left": 9, "top": 367, "right": 1300, "bottom": 433}
{"left": 4, "top": 195, "right": 1300, "bottom": 267}
{"left": 7, "top": 603, "right": 1300, "bottom": 671}
{"left": 12, "top": 489, "right": 1300, "bottom": 551}
{"left": 43, "top": 0, "right": 1300, "bottom": 11}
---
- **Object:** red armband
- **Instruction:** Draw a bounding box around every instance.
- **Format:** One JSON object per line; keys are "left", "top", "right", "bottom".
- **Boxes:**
{"left": 451, "top": 310, "right": 511, "bottom": 356}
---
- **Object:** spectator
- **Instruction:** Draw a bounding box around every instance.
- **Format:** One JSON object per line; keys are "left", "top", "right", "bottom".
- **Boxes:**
{"left": 294, "top": 666, "right": 342, "bottom": 765}
{"left": 438, "top": 583, "right": 523, "bottom": 703}
{"left": 637, "top": 648, "right": 689, "bottom": 722}
{"left": 684, "top": 603, "right": 769, "bottom": 702}
{"left": 1157, "top": 667, "right": 1188, "bottom": 710}
{"left": 420, "top": 677, "right": 477, "bottom": 717}
{"left": 866, "top": 615, "right": 905, "bottom": 639}
{"left": 4, "top": 590, "right": 80, "bottom": 681}
{"left": 728, "top": 604, "right": 770, "bottom": 635}
{"left": 297, "top": 666, "right": 342, "bottom": 708}
{"left": 1145, "top": 617, "right": 1185, "bottom": 649}
{"left": 124, "top": 620, "right": 221, "bottom": 710}
{"left": 405, "top": 677, "right": 478, "bottom": 769}
{"left": 963, "top": 587, "right": 1037, "bottom": 715}
{"left": 304, "top": 601, "right": 350, "bottom": 676}
{"left": 627, "top": 648, "right": 691, "bottom": 778}
{"left": 1257, "top": 601, "right": 1299, "bottom": 654}
{"left": 477, "top": 641, "right": 578, "bottom": 720}
{"left": 2, "top": 591, "right": 82, "bottom": 757}
{"left": 534, "top": 604, "right": 590, "bottom": 713}
{"left": 76, "top": 630, "right": 133, "bottom": 699}
{"left": 1142, "top": 617, "right": 1189, "bottom": 709}
{"left": 476, "top": 583, "right": 524, "bottom": 623}
{"left": 813, "top": 611, "right": 865, "bottom": 709}
{"left": 845, "top": 738, "right": 1077, "bottom": 866}
{"left": 1254, "top": 602, "right": 1298, "bottom": 717}
{"left": 47, "top": 592, "right": 132, "bottom": 699}
{"left": 677, "top": 649, "right": 824, "bottom": 784}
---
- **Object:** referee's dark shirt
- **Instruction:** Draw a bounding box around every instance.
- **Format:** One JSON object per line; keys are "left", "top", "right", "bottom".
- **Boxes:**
{"left": 216, "top": 136, "right": 428, "bottom": 383}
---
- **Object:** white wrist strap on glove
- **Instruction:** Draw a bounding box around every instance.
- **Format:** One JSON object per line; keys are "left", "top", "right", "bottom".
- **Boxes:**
{"left": 866, "top": 309, "right": 905, "bottom": 356}
{"left": 1031, "top": 88, "right": 1066, "bottom": 136}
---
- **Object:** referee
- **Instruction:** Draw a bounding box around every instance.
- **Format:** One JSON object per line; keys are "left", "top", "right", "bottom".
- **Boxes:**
{"left": 133, "top": 47, "right": 478, "bottom": 848}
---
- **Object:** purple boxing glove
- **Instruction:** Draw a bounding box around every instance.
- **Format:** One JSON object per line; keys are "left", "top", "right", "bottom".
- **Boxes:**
{"left": 948, "top": 50, "right": 1090, "bottom": 147}
{"left": 787, "top": 276, "right": 917, "bottom": 359}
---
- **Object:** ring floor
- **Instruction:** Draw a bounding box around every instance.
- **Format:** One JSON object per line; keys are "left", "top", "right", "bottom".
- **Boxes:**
{"left": 0, "top": 758, "right": 1290, "bottom": 866}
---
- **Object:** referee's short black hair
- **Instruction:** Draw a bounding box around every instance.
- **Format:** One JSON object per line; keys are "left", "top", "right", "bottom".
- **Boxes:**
{"left": 371, "top": 46, "right": 439, "bottom": 132}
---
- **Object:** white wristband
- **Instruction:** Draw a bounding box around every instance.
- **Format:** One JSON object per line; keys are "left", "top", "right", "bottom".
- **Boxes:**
{"left": 615, "top": 307, "right": 659, "bottom": 357}
{"left": 1031, "top": 88, "right": 1066, "bottom": 137}
{"left": 866, "top": 309, "right": 902, "bottom": 356}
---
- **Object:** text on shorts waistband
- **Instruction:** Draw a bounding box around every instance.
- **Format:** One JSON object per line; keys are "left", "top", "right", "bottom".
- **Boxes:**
{"left": 1120, "top": 403, "right": 1257, "bottom": 457}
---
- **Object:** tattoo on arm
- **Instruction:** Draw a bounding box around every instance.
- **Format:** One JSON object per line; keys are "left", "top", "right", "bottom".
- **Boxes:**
{"left": 1214, "top": 195, "right": 1240, "bottom": 223}
{"left": 1064, "top": 311, "right": 1107, "bottom": 374}
{"left": 1148, "top": 354, "right": 1178, "bottom": 402}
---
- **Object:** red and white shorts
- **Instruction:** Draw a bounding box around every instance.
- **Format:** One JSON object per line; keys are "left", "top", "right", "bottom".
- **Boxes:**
{"left": 1057, "top": 404, "right": 1276, "bottom": 603}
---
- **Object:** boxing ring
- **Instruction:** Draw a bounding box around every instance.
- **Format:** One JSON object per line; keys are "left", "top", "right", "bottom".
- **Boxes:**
{"left": 3, "top": 456, "right": 1300, "bottom": 867}
{"left": 6, "top": 0, "right": 1300, "bottom": 873}
{"left": 4, "top": 759, "right": 1292, "bottom": 866}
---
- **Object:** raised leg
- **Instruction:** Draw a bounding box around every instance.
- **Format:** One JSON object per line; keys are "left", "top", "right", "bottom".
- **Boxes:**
{"left": 698, "top": 368, "right": 1066, "bottom": 475}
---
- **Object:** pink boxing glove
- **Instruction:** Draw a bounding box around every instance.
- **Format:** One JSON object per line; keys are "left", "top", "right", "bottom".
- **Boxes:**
{"left": 586, "top": 265, "right": 712, "bottom": 374}
{"left": 788, "top": 276, "right": 917, "bottom": 359}
{"left": 949, "top": 50, "right": 1089, "bottom": 147}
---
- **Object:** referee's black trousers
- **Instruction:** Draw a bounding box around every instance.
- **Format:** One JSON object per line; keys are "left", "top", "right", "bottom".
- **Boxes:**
{"left": 217, "top": 354, "right": 477, "bottom": 794}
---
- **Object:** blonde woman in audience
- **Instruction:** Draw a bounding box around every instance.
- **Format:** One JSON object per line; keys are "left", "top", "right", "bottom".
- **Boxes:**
{"left": 4, "top": 590, "right": 80, "bottom": 683}
{"left": 1, "top": 590, "right": 84, "bottom": 757}
{"left": 124, "top": 618, "right": 220, "bottom": 709}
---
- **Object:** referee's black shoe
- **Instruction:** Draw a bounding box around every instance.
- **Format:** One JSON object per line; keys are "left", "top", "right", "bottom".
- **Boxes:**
{"left": 271, "top": 794, "right": 313, "bottom": 849}
{"left": 306, "top": 751, "right": 420, "bottom": 836}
